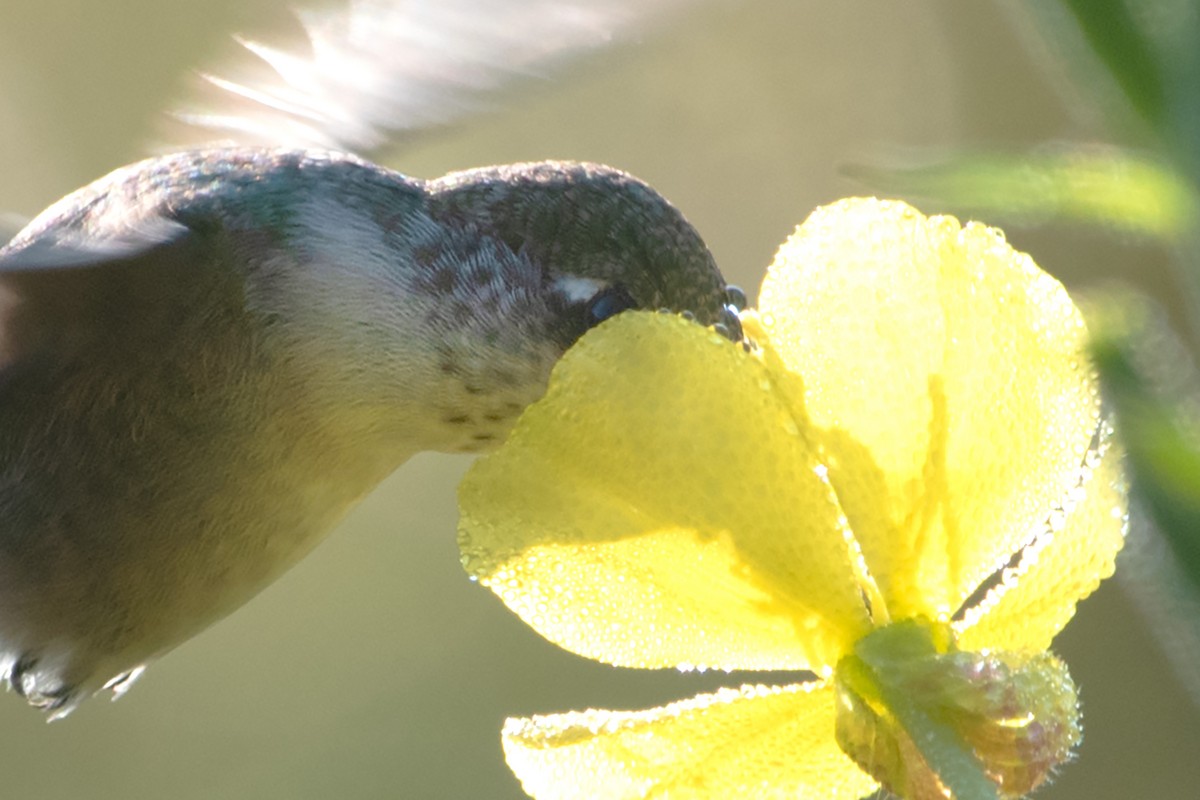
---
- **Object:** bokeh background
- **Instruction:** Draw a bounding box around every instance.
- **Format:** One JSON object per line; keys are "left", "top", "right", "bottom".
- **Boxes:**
{"left": 1, "top": 1, "right": 1198, "bottom": 797}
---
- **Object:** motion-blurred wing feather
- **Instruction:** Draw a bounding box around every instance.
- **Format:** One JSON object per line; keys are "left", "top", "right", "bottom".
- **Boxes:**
{"left": 0, "top": 217, "right": 189, "bottom": 273}
{"left": 172, "top": 0, "right": 704, "bottom": 157}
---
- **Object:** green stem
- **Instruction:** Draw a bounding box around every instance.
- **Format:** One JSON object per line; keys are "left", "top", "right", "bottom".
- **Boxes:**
{"left": 841, "top": 654, "right": 999, "bottom": 800}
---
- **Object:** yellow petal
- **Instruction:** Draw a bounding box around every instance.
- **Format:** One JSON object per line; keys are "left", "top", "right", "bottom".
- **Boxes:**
{"left": 459, "top": 312, "right": 871, "bottom": 672}
{"left": 503, "top": 682, "right": 879, "bottom": 800}
{"left": 955, "top": 429, "right": 1127, "bottom": 652}
{"left": 757, "top": 198, "right": 1099, "bottom": 620}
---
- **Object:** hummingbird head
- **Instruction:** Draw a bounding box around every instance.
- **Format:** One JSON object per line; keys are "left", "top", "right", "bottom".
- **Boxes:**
{"left": 394, "top": 159, "right": 742, "bottom": 452}
{"left": 427, "top": 161, "right": 743, "bottom": 343}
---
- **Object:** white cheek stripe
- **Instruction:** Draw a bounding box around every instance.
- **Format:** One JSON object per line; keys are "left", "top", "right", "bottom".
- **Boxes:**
{"left": 551, "top": 274, "right": 606, "bottom": 303}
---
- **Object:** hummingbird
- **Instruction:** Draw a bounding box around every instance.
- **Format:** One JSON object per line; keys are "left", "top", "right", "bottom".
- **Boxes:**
{"left": 0, "top": 3, "right": 739, "bottom": 717}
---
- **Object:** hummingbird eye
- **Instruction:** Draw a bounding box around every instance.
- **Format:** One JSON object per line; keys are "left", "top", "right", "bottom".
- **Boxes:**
{"left": 585, "top": 285, "right": 638, "bottom": 328}
{"left": 549, "top": 278, "right": 639, "bottom": 348}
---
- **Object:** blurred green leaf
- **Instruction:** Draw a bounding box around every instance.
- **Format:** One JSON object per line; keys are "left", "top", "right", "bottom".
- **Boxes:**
{"left": 1093, "top": 335, "right": 1200, "bottom": 587}
{"left": 1059, "top": 0, "right": 1167, "bottom": 132}
{"left": 1045, "top": 0, "right": 1200, "bottom": 193}
{"left": 844, "top": 147, "right": 1197, "bottom": 240}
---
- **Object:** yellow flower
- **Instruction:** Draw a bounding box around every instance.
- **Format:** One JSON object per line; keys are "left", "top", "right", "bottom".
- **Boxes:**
{"left": 457, "top": 198, "right": 1128, "bottom": 799}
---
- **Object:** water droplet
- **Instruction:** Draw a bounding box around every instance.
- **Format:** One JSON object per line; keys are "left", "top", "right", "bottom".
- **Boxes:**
{"left": 725, "top": 284, "right": 748, "bottom": 310}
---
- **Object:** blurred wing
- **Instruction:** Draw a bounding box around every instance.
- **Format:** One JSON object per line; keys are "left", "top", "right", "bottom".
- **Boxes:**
{"left": 0, "top": 222, "right": 205, "bottom": 375}
{"left": 0, "top": 214, "right": 28, "bottom": 249}
{"left": 170, "top": 0, "right": 705, "bottom": 158}
{"left": 0, "top": 217, "right": 189, "bottom": 272}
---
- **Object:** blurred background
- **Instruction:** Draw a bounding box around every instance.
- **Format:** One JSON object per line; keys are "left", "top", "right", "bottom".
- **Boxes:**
{"left": 1, "top": 0, "right": 1198, "bottom": 797}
